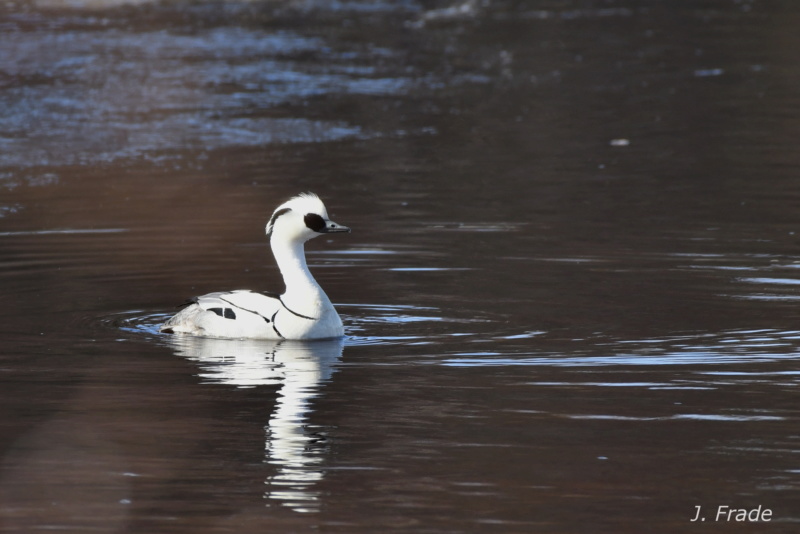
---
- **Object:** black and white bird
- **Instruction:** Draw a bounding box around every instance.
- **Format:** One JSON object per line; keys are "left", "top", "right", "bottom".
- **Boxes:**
{"left": 160, "top": 193, "right": 350, "bottom": 339}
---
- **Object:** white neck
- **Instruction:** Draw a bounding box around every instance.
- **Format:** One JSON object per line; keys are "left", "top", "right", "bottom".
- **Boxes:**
{"left": 271, "top": 237, "right": 332, "bottom": 316}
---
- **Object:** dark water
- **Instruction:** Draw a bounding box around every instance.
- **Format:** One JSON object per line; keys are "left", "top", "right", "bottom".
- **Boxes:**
{"left": 2, "top": 1, "right": 799, "bottom": 532}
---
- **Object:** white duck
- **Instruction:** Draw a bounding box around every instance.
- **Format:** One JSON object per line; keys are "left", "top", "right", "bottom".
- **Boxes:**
{"left": 160, "top": 193, "right": 350, "bottom": 340}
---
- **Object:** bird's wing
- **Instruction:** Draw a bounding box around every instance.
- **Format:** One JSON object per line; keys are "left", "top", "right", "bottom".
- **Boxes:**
{"left": 195, "top": 290, "right": 280, "bottom": 318}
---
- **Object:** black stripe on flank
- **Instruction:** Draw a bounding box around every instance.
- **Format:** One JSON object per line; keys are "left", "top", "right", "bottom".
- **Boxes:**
{"left": 219, "top": 295, "right": 272, "bottom": 324}
{"left": 271, "top": 311, "right": 284, "bottom": 338}
{"left": 279, "top": 298, "right": 317, "bottom": 321}
{"left": 209, "top": 307, "right": 237, "bottom": 320}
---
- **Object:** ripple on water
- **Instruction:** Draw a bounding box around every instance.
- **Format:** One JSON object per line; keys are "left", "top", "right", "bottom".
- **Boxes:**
{"left": 111, "top": 307, "right": 800, "bottom": 372}
{"left": 444, "top": 329, "right": 800, "bottom": 367}
{"left": 108, "top": 308, "right": 800, "bottom": 444}
{"left": 106, "top": 311, "right": 173, "bottom": 340}
{"left": 109, "top": 302, "right": 487, "bottom": 346}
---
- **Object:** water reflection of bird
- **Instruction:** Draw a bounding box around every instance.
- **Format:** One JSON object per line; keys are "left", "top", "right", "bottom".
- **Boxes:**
{"left": 161, "top": 193, "right": 350, "bottom": 340}
{"left": 167, "top": 335, "right": 343, "bottom": 513}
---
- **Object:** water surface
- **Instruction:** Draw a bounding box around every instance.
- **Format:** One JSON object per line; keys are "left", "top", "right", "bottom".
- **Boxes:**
{"left": 1, "top": 1, "right": 799, "bottom": 532}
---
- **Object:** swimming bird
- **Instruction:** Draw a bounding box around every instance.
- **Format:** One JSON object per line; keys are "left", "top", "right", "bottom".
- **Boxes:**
{"left": 160, "top": 193, "right": 350, "bottom": 340}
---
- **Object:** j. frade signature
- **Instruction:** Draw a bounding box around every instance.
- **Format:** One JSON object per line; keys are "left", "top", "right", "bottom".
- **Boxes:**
{"left": 691, "top": 505, "right": 772, "bottom": 522}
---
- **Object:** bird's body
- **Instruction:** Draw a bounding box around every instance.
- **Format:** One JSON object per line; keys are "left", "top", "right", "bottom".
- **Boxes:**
{"left": 160, "top": 193, "right": 349, "bottom": 340}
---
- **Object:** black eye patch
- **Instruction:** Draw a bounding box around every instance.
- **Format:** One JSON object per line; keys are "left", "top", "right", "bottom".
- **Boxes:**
{"left": 304, "top": 213, "right": 326, "bottom": 232}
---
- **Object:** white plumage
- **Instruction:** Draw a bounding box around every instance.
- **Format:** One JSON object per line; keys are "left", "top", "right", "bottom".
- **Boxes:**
{"left": 161, "top": 193, "right": 350, "bottom": 339}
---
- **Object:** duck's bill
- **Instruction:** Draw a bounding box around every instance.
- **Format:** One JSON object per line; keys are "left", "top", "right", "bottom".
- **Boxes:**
{"left": 322, "top": 220, "right": 351, "bottom": 233}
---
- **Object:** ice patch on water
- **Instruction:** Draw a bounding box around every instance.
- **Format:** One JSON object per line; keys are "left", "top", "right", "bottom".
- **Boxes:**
{"left": 0, "top": 22, "right": 483, "bottom": 169}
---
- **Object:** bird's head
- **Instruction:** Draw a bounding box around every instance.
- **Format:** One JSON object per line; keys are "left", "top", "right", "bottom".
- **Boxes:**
{"left": 266, "top": 193, "right": 350, "bottom": 243}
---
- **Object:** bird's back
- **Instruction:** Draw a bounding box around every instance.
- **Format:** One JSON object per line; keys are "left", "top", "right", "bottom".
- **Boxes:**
{"left": 161, "top": 290, "right": 282, "bottom": 339}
